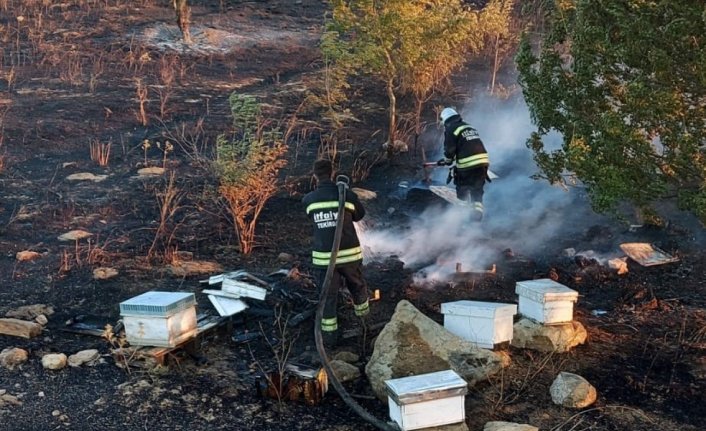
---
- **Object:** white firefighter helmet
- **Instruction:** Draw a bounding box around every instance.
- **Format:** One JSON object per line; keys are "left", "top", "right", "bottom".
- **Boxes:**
{"left": 439, "top": 107, "right": 459, "bottom": 123}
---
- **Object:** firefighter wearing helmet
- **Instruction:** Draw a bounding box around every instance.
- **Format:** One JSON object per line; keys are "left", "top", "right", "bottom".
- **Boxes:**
{"left": 437, "top": 107, "right": 490, "bottom": 221}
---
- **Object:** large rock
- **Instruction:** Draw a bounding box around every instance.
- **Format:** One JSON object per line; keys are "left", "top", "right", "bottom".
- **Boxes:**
{"left": 550, "top": 372, "right": 597, "bottom": 408}
{"left": 484, "top": 422, "right": 538, "bottom": 431}
{"left": 365, "top": 300, "right": 509, "bottom": 401}
{"left": 511, "top": 318, "right": 587, "bottom": 353}
{"left": 0, "top": 348, "right": 29, "bottom": 370}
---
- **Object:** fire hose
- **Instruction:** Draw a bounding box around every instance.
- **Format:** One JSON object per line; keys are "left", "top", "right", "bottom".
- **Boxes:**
{"left": 314, "top": 175, "right": 399, "bottom": 431}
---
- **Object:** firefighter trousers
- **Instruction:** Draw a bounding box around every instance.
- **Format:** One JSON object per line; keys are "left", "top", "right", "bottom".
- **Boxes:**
{"left": 455, "top": 166, "right": 488, "bottom": 221}
{"left": 314, "top": 262, "right": 370, "bottom": 336}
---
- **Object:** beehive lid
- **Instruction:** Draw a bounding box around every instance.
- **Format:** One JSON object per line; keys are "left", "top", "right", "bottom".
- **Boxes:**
{"left": 385, "top": 370, "right": 467, "bottom": 405}
{"left": 619, "top": 242, "right": 679, "bottom": 266}
{"left": 441, "top": 300, "right": 517, "bottom": 318}
{"left": 515, "top": 279, "right": 578, "bottom": 303}
{"left": 120, "top": 291, "right": 196, "bottom": 317}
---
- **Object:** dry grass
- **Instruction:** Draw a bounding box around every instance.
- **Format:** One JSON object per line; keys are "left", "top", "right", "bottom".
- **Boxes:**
{"left": 135, "top": 78, "right": 149, "bottom": 126}
{"left": 147, "top": 171, "right": 185, "bottom": 262}
{"left": 89, "top": 138, "right": 111, "bottom": 167}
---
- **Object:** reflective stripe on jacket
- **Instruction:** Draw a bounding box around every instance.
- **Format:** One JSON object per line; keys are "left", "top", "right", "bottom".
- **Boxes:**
{"left": 312, "top": 246, "right": 363, "bottom": 266}
{"left": 444, "top": 119, "right": 489, "bottom": 171}
{"left": 302, "top": 180, "right": 365, "bottom": 268}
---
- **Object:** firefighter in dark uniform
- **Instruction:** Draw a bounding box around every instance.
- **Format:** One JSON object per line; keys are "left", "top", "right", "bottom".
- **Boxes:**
{"left": 437, "top": 107, "right": 490, "bottom": 221}
{"left": 302, "top": 159, "right": 370, "bottom": 348}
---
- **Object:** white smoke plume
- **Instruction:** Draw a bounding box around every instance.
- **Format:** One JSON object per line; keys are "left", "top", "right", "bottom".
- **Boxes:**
{"left": 360, "top": 93, "right": 610, "bottom": 282}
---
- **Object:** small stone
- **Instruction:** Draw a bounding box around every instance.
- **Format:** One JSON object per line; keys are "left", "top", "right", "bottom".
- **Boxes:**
{"left": 16, "top": 251, "right": 41, "bottom": 261}
{"left": 0, "top": 393, "right": 22, "bottom": 407}
{"left": 42, "top": 353, "right": 68, "bottom": 370}
{"left": 52, "top": 410, "right": 61, "bottom": 417}
{"left": 0, "top": 348, "right": 29, "bottom": 370}
{"left": 137, "top": 167, "right": 165, "bottom": 177}
{"left": 58, "top": 230, "right": 92, "bottom": 242}
{"left": 93, "top": 267, "right": 118, "bottom": 280}
{"left": 333, "top": 351, "right": 359, "bottom": 364}
{"left": 38, "top": 392, "right": 45, "bottom": 397}
{"left": 66, "top": 172, "right": 108, "bottom": 182}
{"left": 329, "top": 360, "right": 361, "bottom": 383}
{"left": 6, "top": 304, "right": 54, "bottom": 319}
{"left": 277, "top": 252, "right": 294, "bottom": 263}
{"left": 484, "top": 422, "right": 538, "bottom": 431}
{"left": 35, "top": 315, "right": 48, "bottom": 326}
{"left": 68, "top": 349, "right": 100, "bottom": 367}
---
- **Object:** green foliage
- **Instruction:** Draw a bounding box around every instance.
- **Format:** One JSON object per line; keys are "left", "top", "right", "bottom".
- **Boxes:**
{"left": 216, "top": 93, "right": 287, "bottom": 254}
{"left": 518, "top": 0, "right": 706, "bottom": 223}
{"left": 303, "top": 31, "right": 354, "bottom": 128}
{"left": 324, "top": 0, "right": 503, "bottom": 149}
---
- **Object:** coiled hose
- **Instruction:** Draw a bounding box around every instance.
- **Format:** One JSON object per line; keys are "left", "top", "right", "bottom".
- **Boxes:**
{"left": 314, "top": 175, "right": 399, "bottom": 431}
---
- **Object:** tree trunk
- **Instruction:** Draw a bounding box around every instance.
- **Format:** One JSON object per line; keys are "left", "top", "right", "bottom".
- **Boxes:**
{"left": 386, "top": 76, "right": 396, "bottom": 159}
{"left": 174, "top": 0, "right": 192, "bottom": 44}
{"left": 490, "top": 34, "right": 500, "bottom": 95}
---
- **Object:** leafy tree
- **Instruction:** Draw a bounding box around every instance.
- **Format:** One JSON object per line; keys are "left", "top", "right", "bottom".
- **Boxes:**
{"left": 325, "top": 0, "right": 493, "bottom": 156}
{"left": 517, "top": 0, "right": 706, "bottom": 223}
{"left": 216, "top": 93, "right": 287, "bottom": 254}
{"left": 480, "top": 0, "right": 516, "bottom": 94}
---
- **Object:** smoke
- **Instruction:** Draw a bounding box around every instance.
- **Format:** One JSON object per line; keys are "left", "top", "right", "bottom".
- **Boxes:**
{"left": 360, "top": 92, "right": 610, "bottom": 282}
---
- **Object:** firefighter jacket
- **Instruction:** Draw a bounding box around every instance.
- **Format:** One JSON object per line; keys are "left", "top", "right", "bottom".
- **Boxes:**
{"left": 302, "top": 179, "right": 365, "bottom": 268}
{"left": 443, "top": 117, "right": 490, "bottom": 172}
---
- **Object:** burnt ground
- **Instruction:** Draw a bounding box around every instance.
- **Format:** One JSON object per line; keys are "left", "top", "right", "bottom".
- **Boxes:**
{"left": 0, "top": 1, "right": 704, "bottom": 430}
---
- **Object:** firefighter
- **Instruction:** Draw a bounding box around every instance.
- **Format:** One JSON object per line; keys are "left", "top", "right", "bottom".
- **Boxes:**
{"left": 437, "top": 107, "right": 490, "bottom": 221}
{"left": 302, "top": 159, "right": 370, "bottom": 348}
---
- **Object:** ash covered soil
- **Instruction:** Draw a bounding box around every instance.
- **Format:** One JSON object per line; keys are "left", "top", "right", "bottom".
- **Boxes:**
{"left": 0, "top": 1, "right": 705, "bottom": 430}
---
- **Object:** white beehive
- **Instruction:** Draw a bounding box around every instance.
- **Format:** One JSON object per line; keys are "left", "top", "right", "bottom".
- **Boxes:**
{"left": 515, "top": 279, "right": 578, "bottom": 324}
{"left": 385, "top": 370, "right": 467, "bottom": 431}
{"left": 441, "top": 300, "right": 517, "bottom": 349}
{"left": 120, "top": 291, "right": 197, "bottom": 347}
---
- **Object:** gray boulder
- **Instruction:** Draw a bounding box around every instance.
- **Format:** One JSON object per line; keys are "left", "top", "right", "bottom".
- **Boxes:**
{"left": 365, "top": 300, "right": 509, "bottom": 400}
{"left": 484, "top": 422, "right": 538, "bottom": 431}
{"left": 511, "top": 318, "right": 587, "bottom": 353}
{"left": 550, "top": 371, "right": 597, "bottom": 408}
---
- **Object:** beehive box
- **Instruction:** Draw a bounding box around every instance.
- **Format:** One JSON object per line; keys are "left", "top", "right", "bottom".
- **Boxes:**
{"left": 120, "top": 291, "right": 197, "bottom": 347}
{"left": 515, "top": 279, "right": 578, "bottom": 324}
{"left": 385, "top": 370, "right": 467, "bottom": 431}
{"left": 441, "top": 300, "right": 517, "bottom": 349}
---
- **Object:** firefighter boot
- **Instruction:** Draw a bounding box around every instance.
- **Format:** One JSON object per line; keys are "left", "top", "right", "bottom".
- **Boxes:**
{"left": 321, "top": 329, "right": 339, "bottom": 350}
{"left": 470, "top": 201, "right": 484, "bottom": 222}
